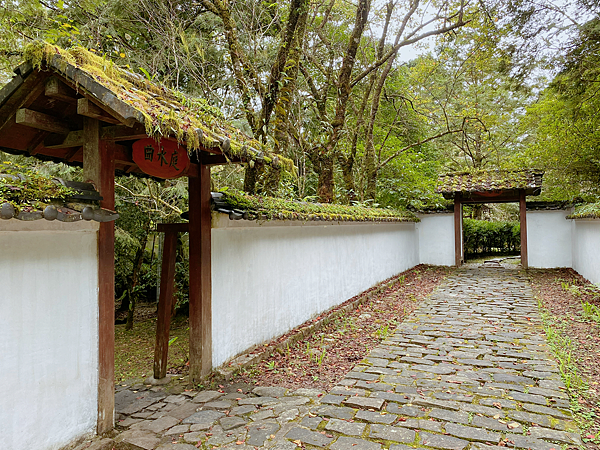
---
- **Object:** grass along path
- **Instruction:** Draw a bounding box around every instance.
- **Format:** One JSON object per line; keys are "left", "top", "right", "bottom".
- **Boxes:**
{"left": 115, "top": 312, "right": 190, "bottom": 382}
{"left": 529, "top": 268, "right": 600, "bottom": 450}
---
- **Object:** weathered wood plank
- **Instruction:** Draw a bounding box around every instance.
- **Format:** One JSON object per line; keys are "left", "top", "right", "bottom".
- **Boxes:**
{"left": 50, "top": 58, "right": 144, "bottom": 127}
{"left": 45, "top": 77, "right": 77, "bottom": 103}
{"left": 44, "top": 130, "right": 84, "bottom": 149}
{"left": 101, "top": 124, "right": 148, "bottom": 141}
{"left": 27, "top": 130, "right": 49, "bottom": 155}
{"left": 520, "top": 190, "right": 528, "bottom": 269}
{"left": 156, "top": 223, "right": 189, "bottom": 234}
{"left": 0, "top": 71, "right": 47, "bottom": 135}
{"left": 98, "top": 138, "right": 115, "bottom": 434}
{"left": 454, "top": 196, "right": 462, "bottom": 267}
{"left": 0, "top": 74, "right": 24, "bottom": 108}
{"left": 78, "top": 98, "right": 123, "bottom": 125}
{"left": 153, "top": 231, "right": 178, "bottom": 379}
{"left": 83, "top": 118, "right": 115, "bottom": 433}
{"left": 200, "top": 153, "right": 242, "bottom": 166}
{"left": 188, "top": 164, "right": 213, "bottom": 382}
{"left": 200, "top": 164, "right": 213, "bottom": 378}
{"left": 16, "top": 108, "right": 70, "bottom": 134}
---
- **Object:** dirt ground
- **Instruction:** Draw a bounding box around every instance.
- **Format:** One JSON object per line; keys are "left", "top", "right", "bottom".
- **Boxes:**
{"left": 529, "top": 268, "right": 600, "bottom": 448}
{"left": 226, "top": 265, "right": 450, "bottom": 390}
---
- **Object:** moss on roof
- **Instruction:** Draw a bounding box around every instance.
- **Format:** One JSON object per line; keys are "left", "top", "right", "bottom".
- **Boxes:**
{"left": 22, "top": 41, "right": 293, "bottom": 172}
{"left": 436, "top": 169, "right": 544, "bottom": 194}
{"left": 0, "top": 161, "right": 74, "bottom": 213}
{"left": 567, "top": 202, "right": 600, "bottom": 219}
{"left": 218, "top": 189, "right": 419, "bottom": 223}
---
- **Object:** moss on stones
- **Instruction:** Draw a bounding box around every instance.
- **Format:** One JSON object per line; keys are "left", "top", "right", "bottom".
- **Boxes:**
{"left": 22, "top": 41, "right": 293, "bottom": 173}
{"left": 0, "top": 161, "right": 74, "bottom": 213}
{"left": 219, "top": 188, "right": 418, "bottom": 223}
{"left": 436, "top": 169, "right": 544, "bottom": 194}
{"left": 567, "top": 202, "right": 600, "bottom": 220}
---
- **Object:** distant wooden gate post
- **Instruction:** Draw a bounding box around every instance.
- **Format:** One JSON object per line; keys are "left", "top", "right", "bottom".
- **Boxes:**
{"left": 188, "top": 164, "right": 212, "bottom": 383}
{"left": 153, "top": 227, "right": 178, "bottom": 379}
{"left": 520, "top": 190, "right": 528, "bottom": 269}
{"left": 454, "top": 195, "right": 462, "bottom": 267}
{"left": 83, "top": 117, "right": 115, "bottom": 434}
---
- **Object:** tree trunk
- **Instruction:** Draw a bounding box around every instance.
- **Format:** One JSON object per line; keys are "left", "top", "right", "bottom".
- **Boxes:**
{"left": 316, "top": 0, "right": 371, "bottom": 202}
{"left": 317, "top": 154, "right": 335, "bottom": 203}
{"left": 262, "top": 0, "right": 309, "bottom": 195}
{"left": 243, "top": 164, "right": 258, "bottom": 194}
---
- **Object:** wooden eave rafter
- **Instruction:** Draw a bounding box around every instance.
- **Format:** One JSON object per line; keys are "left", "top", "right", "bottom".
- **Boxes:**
{"left": 0, "top": 67, "right": 234, "bottom": 176}
{"left": 444, "top": 187, "right": 542, "bottom": 203}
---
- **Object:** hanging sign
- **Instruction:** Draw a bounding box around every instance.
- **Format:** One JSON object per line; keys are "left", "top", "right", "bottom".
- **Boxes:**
{"left": 132, "top": 138, "right": 190, "bottom": 179}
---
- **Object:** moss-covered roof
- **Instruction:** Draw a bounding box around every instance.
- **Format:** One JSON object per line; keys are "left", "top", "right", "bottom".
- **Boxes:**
{"left": 22, "top": 41, "right": 292, "bottom": 171}
{"left": 0, "top": 161, "right": 118, "bottom": 222}
{"left": 566, "top": 202, "right": 600, "bottom": 219}
{"left": 212, "top": 189, "right": 419, "bottom": 223}
{"left": 436, "top": 169, "right": 544, "bottom": 196}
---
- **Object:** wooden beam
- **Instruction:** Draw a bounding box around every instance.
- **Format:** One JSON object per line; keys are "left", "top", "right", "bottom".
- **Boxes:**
{"left": 101, "top": 124, "right": 148, "bottom": 141}
{"left": 65, "top": 146, "right": 82, "bottom": 162}
{"left": 189, "top": 164, "right": 212, "bottom": 382}
{"left": 157, "top": 223, "right": 189, "bottom": 234}
{"left": 78, "top": 98, "right": 123, "bottom": 125}
{"left": 27, "top": 130, "right": 49, "bottom": 155}
{"left": 16, "top": 108, "right": 70, "bottom": 134}
{"left": 45, "top": 77, "right": 77, "bottom": 103}
{"left": 44, "top": 130, "right": 84, "bottom": 149}
{"left": 454, "top": 196, "right": 462, "bottom": 267}
{"left": 520, "top": 190, "right": 528, "bottom": 269}
{"left": 83, "top": 117, "right": 115, "bottom": 433}
{"left": 200, "top": 153, "right": 242, "bottom": 166}
{"left": 153, "top": 231, "right": 178, "bottom": 379}
{"left": 0, "top": 71, "right": 47, "bottom": 134}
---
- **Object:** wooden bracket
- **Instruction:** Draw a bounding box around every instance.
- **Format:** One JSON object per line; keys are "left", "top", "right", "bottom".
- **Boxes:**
{"left": 16, "top": 108, "right": 70, "bottom": 134}
{"left": 78, "top": 98, "right": 123, "bottom": 125}
{"left": 44, "top": 130, "right": 84, "bottom": 149}
{"left": 45, "top": 77, "right": 77, "bottom": 103}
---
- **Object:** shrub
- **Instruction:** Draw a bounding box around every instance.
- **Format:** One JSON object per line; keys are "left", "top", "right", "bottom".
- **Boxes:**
{"left": 463, "top": 218, "right": 520, "bottom": 256}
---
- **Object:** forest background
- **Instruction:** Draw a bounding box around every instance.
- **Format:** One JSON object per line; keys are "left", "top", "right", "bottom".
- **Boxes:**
{"left": 1, "top": 0, "right": 600, "bottom": 314}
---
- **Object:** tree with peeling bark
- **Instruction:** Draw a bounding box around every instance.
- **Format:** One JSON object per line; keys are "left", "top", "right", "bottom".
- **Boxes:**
{"left": 408, "top": 23, "right": 533, "bottom": 174}
{"left": 303, "top": 0, "right": 471, "bottom": 202}
{"left": 197, "top": 0, "right": 310, "bottom": 194}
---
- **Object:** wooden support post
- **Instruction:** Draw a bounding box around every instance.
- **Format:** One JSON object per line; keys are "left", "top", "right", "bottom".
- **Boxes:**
{"left": 83, "top": 117, "right": 115, "bottom": 434}
{"left": 188, "top": 164, "right": 212, "bottom": 383}
{"left": 520, "top": 190, "right": 528, "bottom": 269}
{"left": 153, "top": 230, "right": 178, "bottom": 379}
{"left": 454, "top": 196, "right": 462, "bottom": 267}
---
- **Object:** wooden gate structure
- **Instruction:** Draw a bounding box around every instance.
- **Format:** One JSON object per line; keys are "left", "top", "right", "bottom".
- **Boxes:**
{"left": 436, "top": 170, "right": 544, "bottom": 268}
{"left": 0, "top": 42, "right": 287, "bottom": 434}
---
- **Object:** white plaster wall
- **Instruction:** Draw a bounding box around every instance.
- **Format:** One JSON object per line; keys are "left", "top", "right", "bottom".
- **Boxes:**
{"left": 416, "top": 213, "right": 455, "bottom": 266}
{"left": 211, "top": 220, "right": 418, "bottom": 367}
{"left": 0, "top": 223, "right": 99, "bottom": 450}
{"left": 572, "top": 220, "right": 600, "bottom": 287}
{"left": 527, "top": 210, "right": 573, "bottom": 268}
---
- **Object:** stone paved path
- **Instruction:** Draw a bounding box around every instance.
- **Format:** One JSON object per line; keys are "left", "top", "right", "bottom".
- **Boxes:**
{"left": 78, "top": 266, "right": 582, "bottom": 450}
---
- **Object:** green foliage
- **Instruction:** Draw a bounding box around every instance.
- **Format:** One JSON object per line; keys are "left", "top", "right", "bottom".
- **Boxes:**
{"left": 567, "top": 203, "right": 600, "bottom": 220}
{"left": 581, "top": 301, "right": 600, "bottom": 323}
{"left": 114, "top": 194, "right": 154, "bottom": 301}
{"left": 0, "top": 161, "right": 74, "bottom": 212}
{"left": 462, "top": 218, "right": 520, "bottom": 256}
{"left": 220, "top": 188, "right": 418, "bottom": 222}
